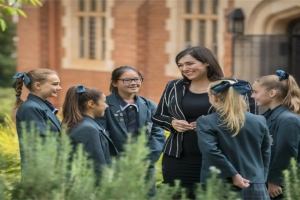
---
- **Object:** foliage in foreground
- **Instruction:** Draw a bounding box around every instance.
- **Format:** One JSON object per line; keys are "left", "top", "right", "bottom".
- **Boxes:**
{"left": 0, "top": 115, "right": 20, "bottom": 192}
{"left": 0, "top": 88, "right": 15, "bottom": 124}
{"left": 0, "top": 0, "right": 42, "bottom": 31}
{"left": 1, "top": 118, "right": 299, "bottom": 199}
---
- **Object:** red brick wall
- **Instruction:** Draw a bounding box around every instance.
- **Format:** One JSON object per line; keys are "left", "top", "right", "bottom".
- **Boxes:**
{"left": 112, "top": 0, "right": 174, "bottom": 103}
{"left": 17, "top": 2, "right": 48, "bottom": 102}
{"left": 17, "top": 0, "right": 181, "bottom": 109}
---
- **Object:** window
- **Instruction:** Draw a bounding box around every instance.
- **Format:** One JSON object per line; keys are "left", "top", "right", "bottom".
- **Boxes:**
{"left": 183, "top": 0, "right": 218, "bottom": 54}
{"left": 61, "top": 0, "right": 114, "bottom": 71}
{"left": 77, "top": 0, "right": 106, "bottom": 60}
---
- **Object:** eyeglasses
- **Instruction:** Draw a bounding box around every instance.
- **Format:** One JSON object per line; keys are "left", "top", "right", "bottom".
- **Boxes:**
{"left": 117, "top": 77, "right": 144, "bottom": 85}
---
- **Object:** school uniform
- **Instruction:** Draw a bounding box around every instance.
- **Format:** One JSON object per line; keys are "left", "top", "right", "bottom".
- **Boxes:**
{"left": 69, "top": 115, "right": 118, "bottom": 175}
{"left": 152, "top": 79, "right": 256, "bottom": 199}
{"left": 263, "top": 105, "right": 300, "bottom": 195}
{"left": 152, "top": 79, "right": 256, "bottom": 159}
{"left": 96, "top": 92, "right": 165, "bottom": 164}
{"left": 197, "top": 112, "right": 271, "bottom": 199}
{"left": 16, "top": 93, "right": 61, "bottom": 165}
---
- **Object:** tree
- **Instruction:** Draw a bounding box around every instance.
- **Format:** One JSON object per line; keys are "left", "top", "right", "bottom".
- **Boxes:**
{"left": 0, "top": 14, "right": 15, "bottom": 87}
{"left": 0, "top": 0, "right": 42, "bottom": 31}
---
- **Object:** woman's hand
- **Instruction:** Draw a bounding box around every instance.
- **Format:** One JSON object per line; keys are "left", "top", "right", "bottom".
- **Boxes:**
{"left": 171, "top": 120, "right": 194, "bottom": 132}
{"left": 231, "top": 174, "right": 250, "bottom": 188}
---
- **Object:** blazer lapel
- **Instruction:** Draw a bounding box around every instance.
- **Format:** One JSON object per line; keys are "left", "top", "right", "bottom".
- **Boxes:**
{"left": 266, "top": 105, "right": 286, "bottom": 128}
{"left": 28, "top": 94, "right": 61, "bottom": 131}
{"left": 108, "top": 93, "right": 128, "bottom": 135}
{"left": 85, "top": 116, "right": 120, "bottom": 156}
{"left": 84, "top": 116, "right": 114, "bottom": 144}
{"left": 137, "top": 96, "right": 148, "bottom": 129}
{"left": 174, "top": 80, "right": 188, "bottom": 120}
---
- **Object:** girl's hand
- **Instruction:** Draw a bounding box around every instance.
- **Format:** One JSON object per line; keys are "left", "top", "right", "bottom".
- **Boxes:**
{"left": 171, "top": 120, "right": 193, "bottom": 132}
{"left": 231, "top": 174, "right": 250, "bottom": 188}
{"left": 268, "top": 182, "right": 282, "bottom": 198}
{"left": 190, "top": 121, "right": 196, "bottom": 130}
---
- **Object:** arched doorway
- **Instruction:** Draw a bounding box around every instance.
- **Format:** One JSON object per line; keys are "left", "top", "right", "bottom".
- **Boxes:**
{"left": 232, "top": 18, "right": 300, "bottom": 84}
{"left": 289, "top": 19, "right": 300, "bottom": 82}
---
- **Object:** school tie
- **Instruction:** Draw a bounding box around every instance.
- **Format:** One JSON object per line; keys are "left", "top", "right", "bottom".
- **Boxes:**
{"left": 127, "top": 105, "right": 137, "bottom": 136}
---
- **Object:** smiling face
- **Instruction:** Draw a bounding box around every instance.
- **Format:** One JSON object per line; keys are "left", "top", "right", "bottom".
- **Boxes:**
{"left": 251, "top": 82, "right": 273, "bottom": 107}
{"left": 34, "top": 74, "right": 62, "bottom": 100}
{"left": 177, "top": 54, "right": 208, "bottom": 81}
{"left": 112, "top": 69, "right": 142, "bottom": 97}
{"left": 94, "top": 94, "right": 108, "bottom": 117}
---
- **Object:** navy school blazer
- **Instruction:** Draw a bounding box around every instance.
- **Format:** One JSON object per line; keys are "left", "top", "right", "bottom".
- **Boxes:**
{"left": 16, "top": 93, "right": 61, "bottom": 136}
{"left": 263, "top": 105, "right": 300, "bottom": 186}
{"left": 16, "top": 94, "right": 61, "bottom": 165}
{"left": 95, "top": 92, "right": 165, "bottom": 164}
{"left": 152, "top": 79, "right": 256, "bottom": 158}
{"left": 69, "top": 116, "right": 119, "bottom": 175}
{"left": 197, "top": 112, "right": 271, "bottom": 184}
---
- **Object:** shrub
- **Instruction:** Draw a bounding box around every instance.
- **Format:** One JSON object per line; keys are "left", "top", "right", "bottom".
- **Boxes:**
{"left": 0, "top": 115, "right": 20, "bottom": 193}
{"left": 0, "top": 87, "right": 15, "bottom": 124}
{"left": 2, "top": 120, "right": 284, "bottom": 200}
{"left": 283, "top": 158, "right": 300, "bottom": 200}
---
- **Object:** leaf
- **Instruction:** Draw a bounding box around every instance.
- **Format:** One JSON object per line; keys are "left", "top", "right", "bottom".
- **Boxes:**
{"left": 29, "top": 0, "right": 42, "bottom": 7}
{"left": 0, "top": 18, "right": 6, "bottom": 32}
{"left": 16, "top": 8, "right": 27, "bottom": 18}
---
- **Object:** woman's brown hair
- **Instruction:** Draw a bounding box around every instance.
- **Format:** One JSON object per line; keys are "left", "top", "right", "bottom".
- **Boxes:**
{"left": 62, "top": 85, "right": 103, "bottom": 132}
{"left": 13, "top": 69, "right": 58, "bottom": 109}
{"left": 175, "top": 46, "right": 224, "bottom": 82}
{"left": 109, "top": 66, "right": 143, "bottom": 93}
{"left": 254, "top": 74, "right": 300, "bottom": 115}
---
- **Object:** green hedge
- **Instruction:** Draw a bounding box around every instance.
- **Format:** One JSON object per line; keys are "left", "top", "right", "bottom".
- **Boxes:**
{"left": 0, "top": 87, "right": 14, "bottom": 124}
{"left": 0, "top": 118, "right": 299, "bottom": 199}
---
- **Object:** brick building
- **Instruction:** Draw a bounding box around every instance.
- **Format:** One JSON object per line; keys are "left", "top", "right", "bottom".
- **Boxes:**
{"left": 16, "top": 0, "right": 300, "bottom": 108}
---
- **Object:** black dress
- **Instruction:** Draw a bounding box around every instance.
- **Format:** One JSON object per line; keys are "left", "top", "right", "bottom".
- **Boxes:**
{"left": 162, "top": 89, "right": 211, "bottom": 199}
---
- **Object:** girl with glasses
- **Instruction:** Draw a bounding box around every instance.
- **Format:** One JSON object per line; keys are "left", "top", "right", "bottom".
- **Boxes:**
{"left": 96, "top": 66, "right": 165, "bottom": 195}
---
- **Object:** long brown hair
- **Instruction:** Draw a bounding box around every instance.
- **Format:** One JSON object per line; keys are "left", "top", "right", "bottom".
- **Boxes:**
{"left": 255, "top": 74, "right": 300, "bottom": 115}
{"left": 175, "top": 46, "right": 224, "bottom": 82}
{"left": 13, "top": 69, "right": 58, "bottom": 109}
{"left": 62, "top": 85, "right": 103, "bottom": 131}
{"left": 208, "top": 80, "right": 247, "bottom": 136}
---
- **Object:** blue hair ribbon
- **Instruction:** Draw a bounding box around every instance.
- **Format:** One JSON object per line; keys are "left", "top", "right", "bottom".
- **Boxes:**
{"left": 276, "top": 70, "right": 289, "bottom": 81}
{"left": 77, "top": 84, "right": 86, "bottom": 94}
{"left": 13, "top": 72, "right": 31, "bottom": 86}
{"left": 211, "top": 80, "right": 252, "bottom": 95}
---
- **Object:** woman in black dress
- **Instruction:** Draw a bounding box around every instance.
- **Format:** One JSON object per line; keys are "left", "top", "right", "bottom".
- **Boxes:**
{"left": 152, "top": 46, "right": 256, "bottom": 199}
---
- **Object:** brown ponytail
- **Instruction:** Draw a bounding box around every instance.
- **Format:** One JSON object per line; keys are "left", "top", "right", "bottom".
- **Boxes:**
{"left": 283, "top": 76, "right": 300, "bottom": 115}
{"left": 255, "top": 74, "right": 300, "bottom": 115}
{"left": 14, "top": 78, "right": 25, "bottom": 109}
{"left": 62, "top": 85, "right": 103, "bottom": 132}
{"left": 13, "top": 69, "right": 58, "bottom": 109}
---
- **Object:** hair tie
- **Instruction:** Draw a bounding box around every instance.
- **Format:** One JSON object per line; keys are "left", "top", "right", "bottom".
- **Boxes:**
{"left": 276, "top": 70, "right": 289, "bottom": 81}
{"left": 211, "top": 81, "right": 251, "bottom": 95}
{"left": 77, "top": 84, "right": 86, "bottom": 93}
{"left": 13, "top": 72, "right": 31, "bottom": 86}
{"left": 16, "top": 95, "right": 21, "bottom": 99}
